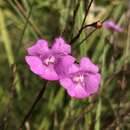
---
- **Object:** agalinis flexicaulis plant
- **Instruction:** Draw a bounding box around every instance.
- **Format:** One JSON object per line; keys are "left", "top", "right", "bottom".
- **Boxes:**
{"left": 19, "top": 0, "right": 123, "bottom": 129}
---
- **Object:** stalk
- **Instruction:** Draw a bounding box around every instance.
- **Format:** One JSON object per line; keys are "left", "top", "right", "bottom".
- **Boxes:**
{"left": 0, "top": 9, "right": 21, "bottom": 96}
{"left": 95, "top": 44, "right": 109, "bottom": 130}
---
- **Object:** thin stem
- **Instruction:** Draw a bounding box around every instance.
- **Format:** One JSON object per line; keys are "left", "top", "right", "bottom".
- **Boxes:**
{"left": 0, "top": 8, "right": 21, "bottom": 96}
{"left": 14, "top": 0, "right": 42, "bottom": 37}
{"left": 16, "top": 0, "right": 34, "bottom": 53}
{"left": 70, "top": 0, "right": 81, "bottom": 38}
{"left": 18, "top": 81, "right": 48, "bottom": 130}
{"left": 73, "top": 28, "right": 96, "bottom": 49}
{"left": 94, "top": 44, "right": 109, "bottom": 130}
{"left": 72, "top": 15, "right": 110, "bottom": 49}
{"left": 73, "top": 102, "right": 96, "bottom": 125}
{"left": 82, "top": 21, "right": 101, "bottom": 29}
{"left": 70, "top": 22, "right": 96, "bottom": 45}
{"left": 70, "top": 0, "right": 94, "bottom": 44}
{"left": 5, "top": 0, "right": 42, "bottom": 38}
{"left": 95, "top": 98, "right": 102, "bottom": 130}
{"left": 81, "top": 0, "right": 94, "bottom": 28}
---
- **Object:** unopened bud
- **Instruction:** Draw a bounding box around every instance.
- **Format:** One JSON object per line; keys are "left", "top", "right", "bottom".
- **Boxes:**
{"left": 96, "top": 21, "right": 102, "bottom": 28}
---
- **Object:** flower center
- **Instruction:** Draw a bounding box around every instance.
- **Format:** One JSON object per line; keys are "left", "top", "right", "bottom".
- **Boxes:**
{"left": 44, "top": 56, "right": 55, "bottom": 65}
{"left": 72, "top": 74, "right": 84, "bottom": 83}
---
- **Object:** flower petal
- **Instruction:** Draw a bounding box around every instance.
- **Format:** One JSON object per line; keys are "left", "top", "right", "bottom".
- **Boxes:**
{"left": 60, "top": 78, "right": 73, "bottom": 90}
{"left": 52, "top": 37, "right": 71, "bottom": 54}
{"left": 80, "top": 57, "right": 99, "bottom": 73}
{"left": 85, "top": 73, "right": 101, "bottom": 94}
{"left": 55, "top": 55, "right": 75, "bottom": 78}
{"left": 40, "top": 65, "right": 59, "bottom": 80}
{"left": 25, "top": 56, "right": 58, "bottom": 80}
{"left": 68, "top": 64, "right": 79, "bottom": 74}
{"left": 103, "top": 21, "right": 123, "bottom": 32}
{"left": 60, "top": 78, "right": 89, "bottom": 99}
{"left": 60, "top": 78, "right": 75, "bottom": 97}
{"left": 25, "top": 56, "right": 45, "bottom": 75}
{"left": 72, "top": 84, "right": 89, "bottom": 99}
{"left": 27, "top": 39, "right": 49, "bottom": 55}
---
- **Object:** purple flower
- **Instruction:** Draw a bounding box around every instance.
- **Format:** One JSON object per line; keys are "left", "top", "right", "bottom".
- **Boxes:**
{"left": 103, "top": 20, "right": 123, "bottom": 32}
{"left": 25, "top": 37, "right": 75, "bottom": 80}
{"left": 59, "top": 57, "right": 101, "bottom": 99}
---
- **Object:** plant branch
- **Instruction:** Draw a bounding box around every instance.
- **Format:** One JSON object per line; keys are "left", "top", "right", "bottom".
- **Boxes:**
{"left": 81, "top": 0, "right": 94, "bottom": 28}
{"left": 72, "top": 15, "right": 110, "bottom": 48}
{"left": 5, "top": 0, "right": 42, "bottom": 38}
{"left": 70, "top": 0, "right": 81, "bottom": 38}
{"left": 70, "top": 0, "right": 94, "bottom": 44}
{"left": 16, "top": 0, "right": 34, "bottom": 53}
{"left": 18, "top": 81, "right": 48, "bottom": 130}
{"left": 73, "top": 28, "right": 96, "bottom": 49}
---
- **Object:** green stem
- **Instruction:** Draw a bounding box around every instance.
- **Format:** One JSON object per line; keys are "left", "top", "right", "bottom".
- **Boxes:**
{"left": 95, "top": 98, "right": 102, "bottom": 130}
{"left": 95, "top": 44, "right": 110, "bottom": 130}
{"left": 0, "top": 9, "right": 21, "bottom": 96}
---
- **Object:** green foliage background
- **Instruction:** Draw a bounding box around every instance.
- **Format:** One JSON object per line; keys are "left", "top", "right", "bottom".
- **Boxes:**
{"left": 0, "top": 0, "right": 130, "bottom": 130}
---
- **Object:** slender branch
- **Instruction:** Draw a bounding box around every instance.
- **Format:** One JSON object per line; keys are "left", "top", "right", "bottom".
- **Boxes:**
{"left": 73, "top": 28, "right": 96, "bottom": 49}
{"left": 81, "top": 0, "right": 94, "bottom": 28}
{"left": 72, "top": 15, "right": 110, "bottom": 48}
{"left": 82, "top": 21, "right": 102, "bottom": 29}
{"left": 5, "top": 0, "right": 42, "bottom": 38}
{"left": 0, "top": 8, "right": 22, "bottom": 96}
{"left": 18, "top": 81, "right": 48, "bottom": 130}
{"left": 73, "top": 102, "right": 96, "bottom": 125}
{"left": 16, "top": 0, "right": 34, "bottom": 53}
{"left": 70, "top": 22, "right": 96, "bottom": 45}
{"left": 70, "top": 0, "right": 94, "bottom": 44}
{"left": 70, "top": 0, "right": 81, "bottom": 38}
{"left": 72, "top": 1, "right": 81, "bottom": 27}
{"left": 78, "top": 28, "right": 96, "bottom": 44}
{"left": 14, "top": 0, "right": 43, "bottom": 37}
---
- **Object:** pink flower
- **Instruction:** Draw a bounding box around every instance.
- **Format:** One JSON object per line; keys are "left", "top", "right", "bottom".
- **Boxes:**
{"left": 25, "top": 37, "right": 75, "bottom": 80}
{"left": 103, "top": 20, "right": 123, "bottom": 32}
{"left": 59, "top": 57, "right": 101, "bottom": 99}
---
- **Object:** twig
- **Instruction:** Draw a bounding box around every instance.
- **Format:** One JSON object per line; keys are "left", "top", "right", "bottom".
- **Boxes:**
{"left": 70, "top": 0, "right": 81, "bottom": 38}
{"left": 81, "top": 0, "right": 94, "bottom": 28}
{"left": 73, "top": 28, "right": 96, "bottom": 49}
{"left": 5, "top": 0, "right": 42, "bottom": 38}
{"left": 70, "top": 21, "right": 97, "bottom": 45}
{"left": 73, "top": 16, "right": 110, "bottom": 48}
{"left": 14, "top": 0, "right": 42, "bottom": 37}
{"left": 72, "top": 1, "right": 81, "bottom": 27}
{"left": 70, "top": 0, "right": 94, "bottom": 44}
{"left": 73, "top": 102, "right": 96, "bottom": 125}
{"left": 70, "top": 2, "right": 111, "bottom": 46}
{"left": 0, "top": 8, "right": 22, "bottom": 96}
{"left": 18, "top": 81, "right": 48, "bottom": 130}
{"left": 16, "top": 0, "right": 34, "bottom": 53}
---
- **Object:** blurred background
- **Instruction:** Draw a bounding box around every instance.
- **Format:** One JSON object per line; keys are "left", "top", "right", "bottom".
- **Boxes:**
{"left": 0, "top": 0, "right": 130, "bottom": 130}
